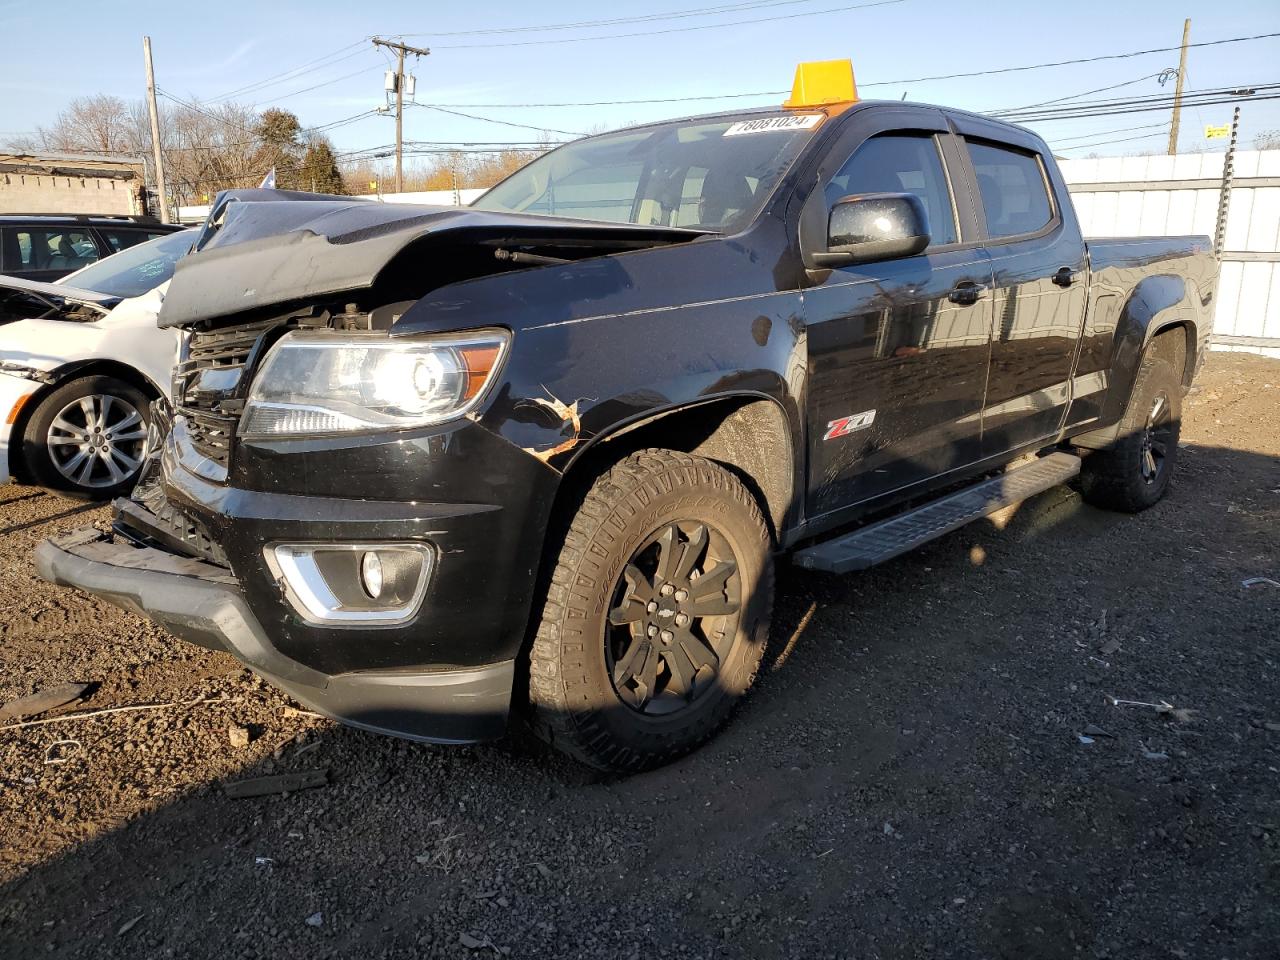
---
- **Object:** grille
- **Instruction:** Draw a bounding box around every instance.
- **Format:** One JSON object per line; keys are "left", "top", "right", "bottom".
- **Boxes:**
{"left": 121, "top": 476, "right": 230, "bottom": 567}
{"left": 173, "top": 319, "right": 280, "bottom": 468}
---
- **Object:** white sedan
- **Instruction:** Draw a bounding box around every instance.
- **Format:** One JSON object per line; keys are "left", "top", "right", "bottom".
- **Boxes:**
{"left": 0, "top": 229, "right": 191, "bottom": 497}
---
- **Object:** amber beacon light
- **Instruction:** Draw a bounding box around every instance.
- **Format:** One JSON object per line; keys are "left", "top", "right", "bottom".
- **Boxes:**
{"left": 783, "top": 59, "right": 859, "bottom": 109}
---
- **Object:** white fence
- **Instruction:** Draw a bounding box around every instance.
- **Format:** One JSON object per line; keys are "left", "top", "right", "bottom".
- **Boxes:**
{"left": 1060, "top": 150, "right": 1280, "bottom": 358}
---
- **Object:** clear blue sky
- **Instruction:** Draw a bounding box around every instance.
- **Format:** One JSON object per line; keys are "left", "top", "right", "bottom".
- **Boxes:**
{"left": 3, "top": 0, "right": 1279, "bottom": 162}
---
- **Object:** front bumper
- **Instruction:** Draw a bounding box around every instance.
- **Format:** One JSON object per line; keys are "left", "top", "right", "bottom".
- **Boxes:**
{"left": 0, "top": 372, "right": 39, "bottom": 483}
{"left": 35, "top": 527, "right": 514, "bottom": 743}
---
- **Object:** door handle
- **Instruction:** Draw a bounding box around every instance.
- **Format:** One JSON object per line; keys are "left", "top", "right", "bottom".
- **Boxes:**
{"left": 949, "top": 281, "right": 985, "bottom": 306}
{"left": 1052, "top": 266, "right": 1077, "bottom": 287}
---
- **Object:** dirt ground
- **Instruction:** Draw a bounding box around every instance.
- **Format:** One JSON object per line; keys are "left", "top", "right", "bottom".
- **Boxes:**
{"left": 0, "top": 352, "right": 1277, "bottom": 959}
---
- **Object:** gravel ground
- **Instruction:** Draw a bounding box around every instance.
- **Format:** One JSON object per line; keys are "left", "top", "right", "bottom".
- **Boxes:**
{"left": 0, "top": 352, "right": 1277, "bottom": 960}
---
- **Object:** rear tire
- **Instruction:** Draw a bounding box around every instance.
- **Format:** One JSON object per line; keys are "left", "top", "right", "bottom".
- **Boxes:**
{"left": 1077, "top": 352, "right": 1181, "bottom": 513}
{"left": 21, "top": 375, "right": 151, "bottom": 500}
{"left": 527, "top": 450, "right": 773, "bottom": 773}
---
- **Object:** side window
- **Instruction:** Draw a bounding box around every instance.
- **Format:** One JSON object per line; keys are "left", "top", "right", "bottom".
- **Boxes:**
{"left": 7, "top": 229, "right": 101, "bottom": 271}
{"left": 966, "top": 140, "right": 1053, "bottom": 239}
{"left": 826, "top": 133, "right": 958, "bottom": 246}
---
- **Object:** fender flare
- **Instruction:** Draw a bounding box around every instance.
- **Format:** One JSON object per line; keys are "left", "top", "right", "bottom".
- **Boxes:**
{"left": 1072, "top": 274, "right": 1199, "bottom": 449}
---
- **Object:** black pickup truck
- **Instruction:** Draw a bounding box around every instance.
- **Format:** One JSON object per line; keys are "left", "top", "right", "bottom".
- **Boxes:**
{"left": 36, "top": 95, "right": 1216, "bottom": 771}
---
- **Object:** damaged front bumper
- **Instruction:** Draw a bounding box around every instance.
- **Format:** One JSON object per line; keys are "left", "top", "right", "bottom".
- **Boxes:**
{"left": 35, "top": 526, "right": 515, "bottom": 743}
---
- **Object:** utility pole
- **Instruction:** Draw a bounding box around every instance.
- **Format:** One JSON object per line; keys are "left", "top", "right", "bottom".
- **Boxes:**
{"left": 371, "top": 37, "right": 430, "bottom": 194}
{"left": 142, "top": 36, "right": 170, "bottom": 223}
{"left": 1167, "top": 18, "right": 1191, "bottom": 156}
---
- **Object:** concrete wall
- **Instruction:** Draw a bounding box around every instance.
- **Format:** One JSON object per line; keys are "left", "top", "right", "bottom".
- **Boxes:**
{"left": 0, "top": 172, "right": 141, "bottom": 215}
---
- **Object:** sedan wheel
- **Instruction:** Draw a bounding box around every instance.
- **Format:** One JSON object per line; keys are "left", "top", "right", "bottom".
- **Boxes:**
{"left": 46, "top": 393, "right": 147, "bottom": 490}
{"left": 21, "top": 374, "right": 153, "bottom": 499}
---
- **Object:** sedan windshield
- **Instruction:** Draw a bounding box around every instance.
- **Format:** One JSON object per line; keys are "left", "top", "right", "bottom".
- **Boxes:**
{"left": 60, "top": 229, "right": 193, "bottom": 299}
{"left": 473, "top": 113, "right": 825, "bottom": 232}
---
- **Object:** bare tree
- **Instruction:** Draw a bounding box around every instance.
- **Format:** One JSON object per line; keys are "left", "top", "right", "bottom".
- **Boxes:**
{"left": 13, "top": 95, "right": 145, "bottom": 156}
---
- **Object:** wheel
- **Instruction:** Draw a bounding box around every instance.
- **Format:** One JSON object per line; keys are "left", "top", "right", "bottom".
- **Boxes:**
{"left": 528, "top": 450, "right": 774, "bottom": 772}
{"left": 1077, "top": 353, "right": 1181, "bottom": 513}
{"left": 21, "top": 375, "right": 151, "bottom": 499}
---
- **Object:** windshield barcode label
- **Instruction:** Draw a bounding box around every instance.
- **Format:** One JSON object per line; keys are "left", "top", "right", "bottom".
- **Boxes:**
{"left": 723, "top": 115, "right": 823, "bottom": 136}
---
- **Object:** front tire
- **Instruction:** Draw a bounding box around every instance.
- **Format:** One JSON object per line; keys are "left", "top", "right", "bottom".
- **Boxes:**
{"left": 22, "top": 375, "right": 151, "bottom": 499}
{"left": 1077, "top": 353, "right": 1181, "bottom": 513}
{"left": 528, "top": 450, "right": 774, "bottom": 772}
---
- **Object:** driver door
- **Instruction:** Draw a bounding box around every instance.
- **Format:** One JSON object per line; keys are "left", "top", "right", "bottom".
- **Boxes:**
{"left": 800, "top": 111, "right": 994, "bottom": 520}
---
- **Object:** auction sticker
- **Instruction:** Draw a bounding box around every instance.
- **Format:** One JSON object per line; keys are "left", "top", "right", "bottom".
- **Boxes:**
{"left": 723, "top": 114, "right": 824, "bottom": 136}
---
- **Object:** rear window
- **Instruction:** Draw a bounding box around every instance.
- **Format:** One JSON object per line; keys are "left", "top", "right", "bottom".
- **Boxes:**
{"left": 966, "top": 140, "right": 1054, "bottom": 239}
{"left": 99, "top": 228, "right": 172, "bottom": 253}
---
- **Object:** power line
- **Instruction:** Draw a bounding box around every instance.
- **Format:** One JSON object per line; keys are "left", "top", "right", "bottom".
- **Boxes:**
{"left": 1053, "top": 130, "right": 1171, "bottom": 152}
{"left": 996, "top": 83, "right": 1280, "bottom": 122}
{"left": 157, "top": 91, "right": 380, "bottom": 147}
{"left": 414, "top": 31, "right": 1280, "bottom": 111}
{"left": 420, "top": 90, "right": 789, "bottom": 109}
{"left": 251, "top": 65, "right": 381, "bottom": 104}
{"left": 206, "top": 42, "right": 372, "bottom": 103}
{"left": 1047, "top": 122, "right": 1171, "bottom": 145}
{"left": 412, "top": 103, "right": 585, "bottom": 137}
{"left": 1004, "top": 72, "right": 1168, "bottom": 112}
{"left": 429, "top": 0, "right": 905, "bottom": 49}
{"left": 884, "top": 31, "right": 1280, "bottom": 86}
{"left": 406, "top": 0, "right": 841, "bottom": 37}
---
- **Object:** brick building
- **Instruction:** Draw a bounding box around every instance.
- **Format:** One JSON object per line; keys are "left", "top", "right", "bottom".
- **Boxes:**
{"left": 0, "top": 152, "right": 149, "bottom": 216}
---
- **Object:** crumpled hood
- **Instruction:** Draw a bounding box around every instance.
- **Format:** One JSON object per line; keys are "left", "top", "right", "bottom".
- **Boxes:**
{"left": 158, "top": 196, "right": 707, "bottom": 329}
{"left": 0, "top": 273, "right": 119, "bottom": 320}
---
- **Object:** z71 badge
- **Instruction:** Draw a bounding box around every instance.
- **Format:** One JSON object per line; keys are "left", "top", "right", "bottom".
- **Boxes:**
{"left": 823, "top": 410, "right": 876, "bottom": 441}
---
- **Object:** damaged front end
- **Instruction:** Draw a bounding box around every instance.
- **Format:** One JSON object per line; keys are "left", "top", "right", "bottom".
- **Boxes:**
{"left": 34, "top": 190, "right": 707, "bottom": 743}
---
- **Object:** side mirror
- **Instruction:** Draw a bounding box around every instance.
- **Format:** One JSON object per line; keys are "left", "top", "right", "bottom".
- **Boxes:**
{"left": 814, "top": 192, "right": 931, "bottom": 267}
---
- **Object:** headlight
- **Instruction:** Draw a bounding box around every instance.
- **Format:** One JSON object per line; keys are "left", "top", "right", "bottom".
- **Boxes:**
{"left": 240, "top": 329, "right": 509, "bottom": 438}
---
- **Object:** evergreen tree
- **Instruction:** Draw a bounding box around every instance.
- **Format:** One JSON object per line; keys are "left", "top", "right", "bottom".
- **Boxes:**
{"left": 252, "top": 108, "right": 303, "bottom": 188}
{"left": 298, "top": 137, "right": 345, "bottom": 195}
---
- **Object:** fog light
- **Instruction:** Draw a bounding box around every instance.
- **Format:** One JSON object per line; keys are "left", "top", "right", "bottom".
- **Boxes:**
{"left": 265, "top": 542, "right": 434, "bottom": 625}
{"left": 361, "top": 551, "right": 384, "bottom": 599}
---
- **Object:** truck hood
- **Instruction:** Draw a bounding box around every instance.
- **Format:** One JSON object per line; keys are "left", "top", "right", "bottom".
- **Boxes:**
{"left": 158, "top": 197, "right": 710, "bottom": 329}
{"left": 0, "top": 274, "right": 120, "bottom": 322}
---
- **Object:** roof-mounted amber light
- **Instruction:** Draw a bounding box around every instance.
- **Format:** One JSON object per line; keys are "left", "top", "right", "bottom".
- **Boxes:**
{"left": 783, "top": 59, "right": 858, "bottom": 109}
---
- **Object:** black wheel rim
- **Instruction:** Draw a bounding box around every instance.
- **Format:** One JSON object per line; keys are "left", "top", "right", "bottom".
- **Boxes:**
{"left": 605, "top": 521, "right": 743, "bottom": 716}
{"left": 1140, "top": 392, "right": 1173, "bottom": 485}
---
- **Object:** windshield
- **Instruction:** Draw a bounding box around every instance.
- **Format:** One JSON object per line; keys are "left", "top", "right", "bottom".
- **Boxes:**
{"left": 60, "top": 229, "right": 193, "bottom": 298}
{"left": 473, "top": 113, "right": 825, "bottom": 232}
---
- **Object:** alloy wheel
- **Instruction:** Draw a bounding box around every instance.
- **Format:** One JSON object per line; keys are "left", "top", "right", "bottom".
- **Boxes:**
{"left": 46, "top": 394, "right": 147, "bottom": 489}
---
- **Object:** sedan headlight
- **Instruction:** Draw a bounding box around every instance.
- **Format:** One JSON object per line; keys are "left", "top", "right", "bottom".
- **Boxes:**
{"left": 240, "top": 329, "right": 509, "bottom": 438}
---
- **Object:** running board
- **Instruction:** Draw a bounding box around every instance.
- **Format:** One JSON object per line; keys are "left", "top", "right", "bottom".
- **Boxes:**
{"left": 793, "top": 452, "right": 1082, "bottom": 574}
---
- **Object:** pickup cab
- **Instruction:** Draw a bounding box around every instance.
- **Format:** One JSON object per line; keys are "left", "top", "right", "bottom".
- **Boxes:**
{"left": 35, "top": 73, "right": 1217, "bottom": 771}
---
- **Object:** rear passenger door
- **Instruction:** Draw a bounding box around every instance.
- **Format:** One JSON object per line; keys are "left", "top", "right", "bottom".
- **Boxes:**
{"left": 799, "top": 109, "right": 995, "bottom": 519}
{"left": 949, "top": 116, "right": 1089, "bottom": 455}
